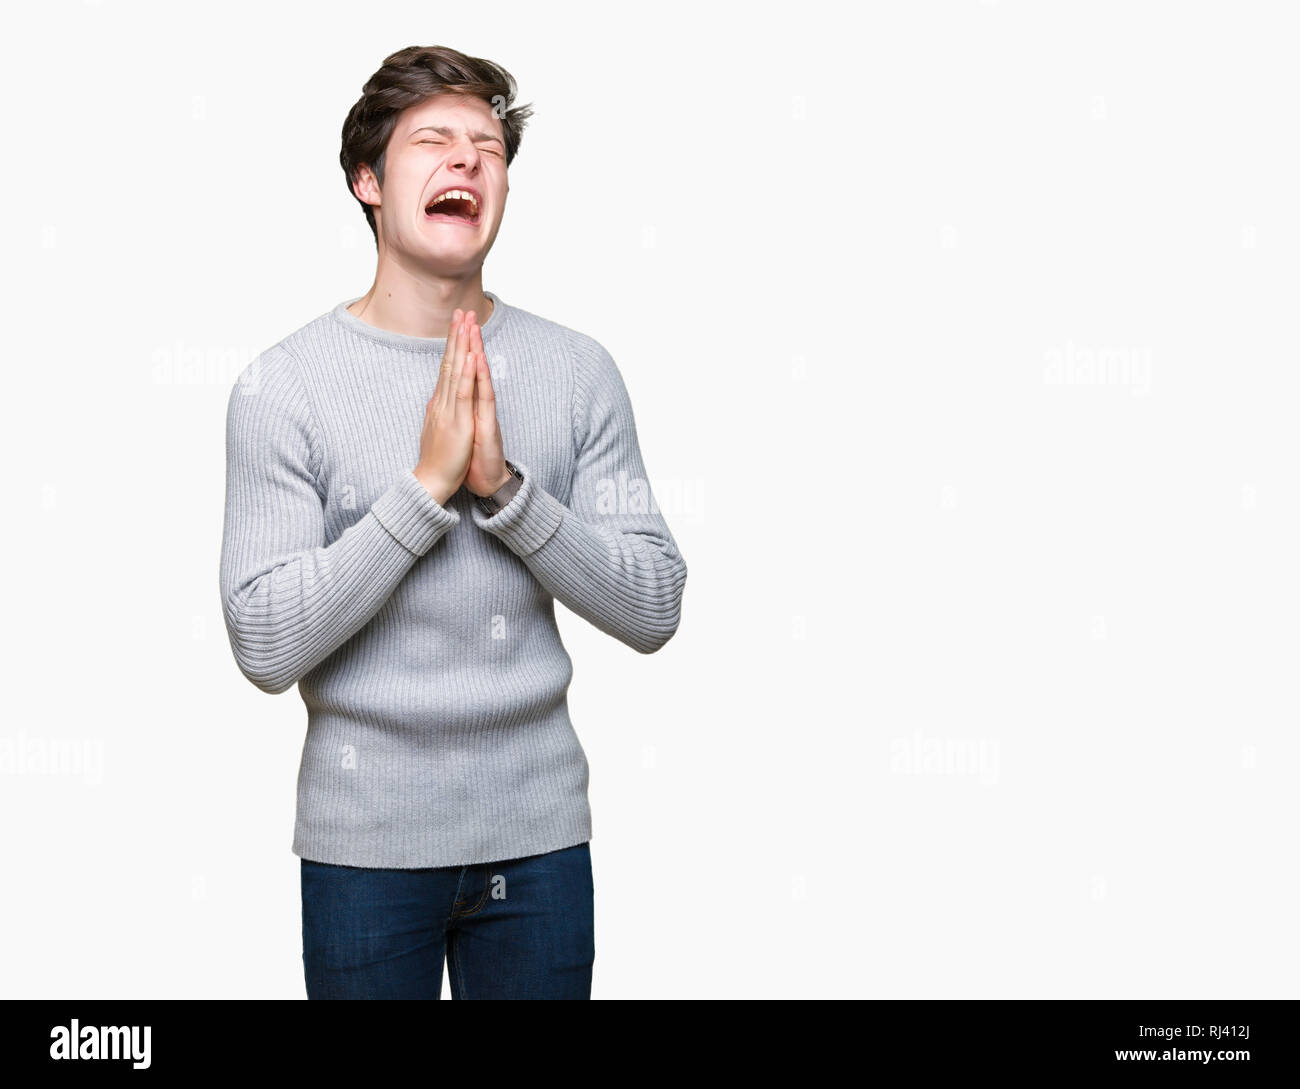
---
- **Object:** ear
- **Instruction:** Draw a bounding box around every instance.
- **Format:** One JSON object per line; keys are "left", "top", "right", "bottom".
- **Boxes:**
{"left": 351, "top": 164, "right": 381, "bottom": 207}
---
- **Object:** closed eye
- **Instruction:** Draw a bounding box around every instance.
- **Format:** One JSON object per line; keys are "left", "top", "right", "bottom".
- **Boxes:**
{"left": 419, "top": 139, "right": 502, "bottom": 156}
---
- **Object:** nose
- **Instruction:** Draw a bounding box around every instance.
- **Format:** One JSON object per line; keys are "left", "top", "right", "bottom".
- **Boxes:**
{"left": 447, "top": 137, "right": 481, "bottom": 172}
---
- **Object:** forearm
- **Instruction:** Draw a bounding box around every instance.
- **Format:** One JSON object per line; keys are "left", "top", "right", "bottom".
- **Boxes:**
{"left": 472, "top": 465, "right": 686, "bottom": 653}
{"left": 221, "top": 471, "right": 458, "bottom": 692}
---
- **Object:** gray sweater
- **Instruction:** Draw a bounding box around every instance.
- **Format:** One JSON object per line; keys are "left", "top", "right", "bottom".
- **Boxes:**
{"left": 219, "top": 291, "right": 687, "bottom": 868}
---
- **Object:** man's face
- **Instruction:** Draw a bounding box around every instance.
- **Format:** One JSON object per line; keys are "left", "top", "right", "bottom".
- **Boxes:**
{"left": 363, "top": 93, "right": 509, "bottom": 272}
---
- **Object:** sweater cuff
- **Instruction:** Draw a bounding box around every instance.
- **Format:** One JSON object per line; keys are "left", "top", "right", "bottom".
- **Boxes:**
{"left": 372, "top": 471, "right": 461, "bottom": 555}
{"left": 469, "top": 459, "right": 564, "bottom": 555}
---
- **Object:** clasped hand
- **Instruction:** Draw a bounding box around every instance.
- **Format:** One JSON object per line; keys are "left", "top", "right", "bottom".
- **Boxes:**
{"left": 413, "top": 307, "right": 512, "bottom": 506}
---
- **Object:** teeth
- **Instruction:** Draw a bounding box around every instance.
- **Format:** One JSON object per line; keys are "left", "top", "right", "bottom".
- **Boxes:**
{"left": 426, "top": 189, "right": 479, "bottom": 216}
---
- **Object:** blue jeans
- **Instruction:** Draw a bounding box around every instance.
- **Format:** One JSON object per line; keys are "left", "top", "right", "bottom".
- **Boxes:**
{"left": 300, "top": 841, "right": 594, "bottom": 999}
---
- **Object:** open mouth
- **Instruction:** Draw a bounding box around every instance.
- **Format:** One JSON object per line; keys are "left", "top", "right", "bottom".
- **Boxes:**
{"left": 424, "top": 189, "right": 481, "bottom": 226}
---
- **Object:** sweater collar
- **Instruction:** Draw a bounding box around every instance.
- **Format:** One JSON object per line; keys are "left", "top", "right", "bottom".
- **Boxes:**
{"left": 330, "top": 290, "right": 507, "bottom": 352}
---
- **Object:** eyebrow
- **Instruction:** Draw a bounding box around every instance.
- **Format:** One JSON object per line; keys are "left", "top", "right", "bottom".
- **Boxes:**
{"left": 409, "top": 125, "right": 504, "bottom": 146}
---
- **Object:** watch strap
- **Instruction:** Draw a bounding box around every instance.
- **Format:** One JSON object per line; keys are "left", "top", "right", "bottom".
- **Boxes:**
{"left": 476, "top": 459, "right": 523, "bottom": 516}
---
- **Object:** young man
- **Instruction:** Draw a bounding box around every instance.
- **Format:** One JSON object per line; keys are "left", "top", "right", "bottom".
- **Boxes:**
{"left": 218, "top": 45, "right": 687, "bottom": 999}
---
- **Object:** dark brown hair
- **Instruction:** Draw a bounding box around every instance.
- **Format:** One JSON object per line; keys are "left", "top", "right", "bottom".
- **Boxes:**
{"left": 340, "top": 45, "right": 533, "bottom": 244}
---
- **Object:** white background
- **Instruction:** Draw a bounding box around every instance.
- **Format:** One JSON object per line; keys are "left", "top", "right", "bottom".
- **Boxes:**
{"left": 2, "top": 0, "right": 1296, "bottom": 999}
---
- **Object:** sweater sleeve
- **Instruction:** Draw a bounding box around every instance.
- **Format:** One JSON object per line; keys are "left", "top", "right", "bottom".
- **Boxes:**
{"left": 219, "top": 345, "right": 460, "bottom": 693}
{"left": 468, "top": 332, "right": 687, "bottom": 653}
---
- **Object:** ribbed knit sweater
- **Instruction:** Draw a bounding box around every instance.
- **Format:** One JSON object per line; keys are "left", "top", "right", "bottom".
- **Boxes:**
{"left": 218, "top": 290, "right": 687, "bottom": 868}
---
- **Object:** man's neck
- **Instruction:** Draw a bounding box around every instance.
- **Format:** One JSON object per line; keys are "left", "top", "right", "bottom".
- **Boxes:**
{"left": 346, "top": 274, "right": 494, "bottom": 338}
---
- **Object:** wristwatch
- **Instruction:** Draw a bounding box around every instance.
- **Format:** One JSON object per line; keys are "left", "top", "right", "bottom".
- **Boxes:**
{"left": 476, "top": 459, "right": 524, "bottom": 516}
